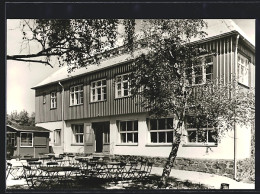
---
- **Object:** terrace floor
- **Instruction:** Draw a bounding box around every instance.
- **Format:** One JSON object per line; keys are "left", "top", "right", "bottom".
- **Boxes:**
{"left": 6, "top": 166, "right": 254, "bottom": 190}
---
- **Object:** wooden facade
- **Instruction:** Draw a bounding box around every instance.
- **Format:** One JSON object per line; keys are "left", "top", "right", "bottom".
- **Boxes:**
{"left": 6, "top": 125, "right": 50, "bottom": 158}
{"left": 35, "top": 34, "right": 255, "bottom": 124}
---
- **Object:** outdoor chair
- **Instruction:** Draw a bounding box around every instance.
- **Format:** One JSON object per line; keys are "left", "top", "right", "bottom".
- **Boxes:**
{"left": 23, "top": 165, "right": 49, "bottom": 189}
{"left": 95, "top": 161, "right": 109, "bottom": 179}
{"left": 107, "top": 161, "right": 127, "bottom": 183}
{"left": 6, "top": 162, "right": 12, "bottom": 180}
{"left": 124, "top": 160, "right": 148, "bottom": 181}
{"left": 7, "top": 161, "right": 24, "bottom": 180}
{"left": 136, "top": 162, "right": 153, "bottom": 180}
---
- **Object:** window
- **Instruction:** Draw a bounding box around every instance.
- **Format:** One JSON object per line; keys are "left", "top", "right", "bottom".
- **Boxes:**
{"left": 50, "top": 92, "right": 57, "bottom": 109}
{"left": 72, "top": 124, "right": 84, "bottom": 144}
{"left": 70, "top": 85, "right": 83, "bottom": 106}
{"left": 43, "top": 94, "right": 46, "bottom": 104}
{"left": 186, "top": 56, "right": 213, "bottom": 85}
{"left": 237, "top": 54, "right": 249, "bottom": 86}
{"left": 91, "top": 79, "right": 107, "bottom": 102}
{"left": 54, "top": 129, "right": 61, "bottom": 146}
{"left": 186, "top": 115, "right": 217, "bottom": 144}
{"left": 103, "top": 128, "right": 110, "bottom": 144}
{"left": 20, "top": 132, "right": 33, "bottom": 147}
{"left": 7, "top": 132, "right": 16, "bottom": 147}
{"left": 115, "top": 73, "right": 132, "bottom": 98}
{"left": 149, "top": 118, "right": 174, "bottom": 143}
{"left": 119, "top": 120, "right": 138, "bottom": 143}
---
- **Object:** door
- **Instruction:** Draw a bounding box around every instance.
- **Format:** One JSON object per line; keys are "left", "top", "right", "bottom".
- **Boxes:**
{"left": 92, "top": 122, "right": 110, "bottom": 153}
{"left": 95, "top": 129, "right": 103, "bottom": 152}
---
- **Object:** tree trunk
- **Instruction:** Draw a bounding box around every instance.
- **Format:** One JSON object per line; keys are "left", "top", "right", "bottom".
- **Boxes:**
{"left": 158, "top": 132, "right": 181, "bottom": 188}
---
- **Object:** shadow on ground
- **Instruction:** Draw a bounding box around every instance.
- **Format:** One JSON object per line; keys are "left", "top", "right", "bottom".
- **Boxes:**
{"left": 6, "top": 175, "right": 210, "bottom": 190}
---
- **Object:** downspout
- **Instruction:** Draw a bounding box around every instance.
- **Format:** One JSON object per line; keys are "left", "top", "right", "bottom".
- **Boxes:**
{"left": 234, "top": 34, "right": 240, "bottom": 180}
{"left": 58, "top": 82, "right": 65, "bottom": 153}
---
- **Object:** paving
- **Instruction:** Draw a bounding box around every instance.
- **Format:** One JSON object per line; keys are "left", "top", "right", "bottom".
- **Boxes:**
{"left": 151, "top": 167, "right": 255, "bottom": 189}
{"left": 6, "top": 160, "right": 255, "bottom": 190}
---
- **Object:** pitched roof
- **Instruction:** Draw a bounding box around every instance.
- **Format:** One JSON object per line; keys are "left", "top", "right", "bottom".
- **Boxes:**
{"left": 191, "top": 19, "right": 254, "bottom": 47}
{"left": 32, "top": 48, "right": 147, "bottom": 89}
{"left": 32, "top": 19, "right": 254, "bottom": 89}
{"left": 6, "top": 124, "right": 50, "bottom": 133}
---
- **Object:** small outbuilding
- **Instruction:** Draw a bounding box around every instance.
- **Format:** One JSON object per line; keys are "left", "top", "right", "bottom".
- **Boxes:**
{"left": 6, "top": 124, "right": 50, "bottom": 158}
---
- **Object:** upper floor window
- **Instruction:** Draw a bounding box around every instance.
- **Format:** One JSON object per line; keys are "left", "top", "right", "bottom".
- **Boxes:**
{"left": 119, "top": 120, "right": 138, "bottom": 143}
{"left": 149, "top": 118, "right": 174, "bottom": 143}
{"left": 20, "top": 132, "right": 33, "bottom": 147}
{"left": 72, "top": 124, "right": 84, "bottom": 144}
{"left": 237, "top": 54, "right": 249, "bottom": 86}
{"left": 115, "top": 73, "right": 132, "bottom": 98}
{"left": 70, "top": 85, "right": 83, "bottom": 106}
{"left": 186, "top": 115, "right": 217, "bottom": 145}
{"left": 50, "top": 92, "right": 57, "bottom": 109}
{"left": 186, "top": 56, "right": 213, "bottom": 85}
{"left": 91, "top": 79, "right": 107, "bottom": 102}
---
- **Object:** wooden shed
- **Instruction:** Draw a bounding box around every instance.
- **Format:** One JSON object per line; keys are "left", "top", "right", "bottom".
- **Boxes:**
{"left": 6, "top": 124, "right": 50, "bottom": 158}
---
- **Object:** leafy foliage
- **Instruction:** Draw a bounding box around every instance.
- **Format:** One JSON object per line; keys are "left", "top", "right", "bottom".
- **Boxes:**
{"left": 7, "top": 19, "right": 135, "bottom": 72}
{"left": 7, "top": 110, "right": 35, "bottom": 126}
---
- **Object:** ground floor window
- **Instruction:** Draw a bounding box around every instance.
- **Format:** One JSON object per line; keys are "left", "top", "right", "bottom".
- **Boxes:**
{"left": 119, "top": 120, "right": 138, "bottom": 143}
{"left": 7, "top": 132, "right": 17, "bottom": 147}
{"left": 72, "top": 124, "right": 84, "bottom": 144}
{"left": 20, "top": 132, "right": 33, "bottom": 147}
{"left": 149, "top": 118, "right": 174, "bottom": 143}
{"left": 54, "top": 129, "right": 61, "bottom": 146}
{"left": 186, "top": 115, "right": 217, "bottom": 144}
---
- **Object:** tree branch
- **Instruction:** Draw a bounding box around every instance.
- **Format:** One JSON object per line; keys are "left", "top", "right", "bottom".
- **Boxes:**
{"left": 8, "top": 58, "right": 53, "bottom": 68}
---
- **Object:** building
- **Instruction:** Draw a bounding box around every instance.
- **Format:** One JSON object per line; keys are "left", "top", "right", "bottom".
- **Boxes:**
{"left": 6, "top": 124, "right": 50, "bottom": 158}
{"left": 32, "top": 20, "right": 255, "bottom": 163}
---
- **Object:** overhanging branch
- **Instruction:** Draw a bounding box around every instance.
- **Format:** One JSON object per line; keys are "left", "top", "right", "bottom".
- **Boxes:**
{"left": 7, "top": 58, "right": 54, "bottom": 68}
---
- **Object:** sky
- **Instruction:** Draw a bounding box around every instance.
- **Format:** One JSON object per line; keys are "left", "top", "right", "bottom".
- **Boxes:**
{"left": 6, "top": 19, "right": 256, "bottom": 115}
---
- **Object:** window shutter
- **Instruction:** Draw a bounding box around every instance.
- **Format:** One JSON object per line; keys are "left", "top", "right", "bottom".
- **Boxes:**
{"left": 84, "top": 123, "right": 94, "bottom": 154}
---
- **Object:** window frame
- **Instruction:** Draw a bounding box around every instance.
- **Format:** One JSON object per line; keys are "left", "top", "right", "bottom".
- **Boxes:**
{"left": 118, "top": 120, "right": 138, "bottom": 144}
{"left": 54, "top": 129, "right": 61, "bottom": 146}
{"left": 237, "top": 53, "right": 249, "bottom": 86}
{"left": 185, "top": 115, "right": 218, "bottom": 146}
{"left": 115, "top": 73, "right": 132, "bottom": 98}
{"left": 186, "top": 56, "right": 214, "bottom": 86}
{"left": 20, "top": 132, "right": 33, "bottom": 147}
{"left": 50, "top": 92, "right": 57, "bottom": 109}
{"left": 69, "top": 84, "right": 84, "bottom": 106}
{"left": 90, "top": 79, "right": 107, "bottom": 102}
{"left": 7, "top": 132, "right": 17, "bottom": 147}
{"left": 148, "top": 118, "right": 174, "bottom": 144}
{"left": 72, "top": 124, "right": 84, "bottom": 145}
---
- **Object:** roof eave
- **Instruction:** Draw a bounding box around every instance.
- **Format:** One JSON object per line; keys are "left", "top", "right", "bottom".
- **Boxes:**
{"left": 31, "top": 58, "right": 135, "bottom": 90}
{"left": 190, "top": 30, "right": 255, "bottom": 52}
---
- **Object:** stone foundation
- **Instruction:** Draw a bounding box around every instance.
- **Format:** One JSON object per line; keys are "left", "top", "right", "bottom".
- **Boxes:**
{"left": 115, "top": 155, "right": 234, "bottom": 179}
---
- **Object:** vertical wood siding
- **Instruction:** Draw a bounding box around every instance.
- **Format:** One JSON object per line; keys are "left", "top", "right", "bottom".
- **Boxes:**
{"left": 35, "top": 35, "right": 254, "bottom": 123}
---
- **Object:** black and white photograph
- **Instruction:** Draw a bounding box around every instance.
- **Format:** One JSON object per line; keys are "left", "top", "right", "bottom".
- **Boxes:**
{"left": 6, "top": 18, "right": 255, "bottom": 190}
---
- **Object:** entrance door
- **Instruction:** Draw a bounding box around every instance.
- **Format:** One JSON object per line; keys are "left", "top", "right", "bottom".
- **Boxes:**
{"left": 92, "top": 122, "right": 110, "bottom": 153}
{"left": 95, "top": 129, "right": 103, "bottom": 153}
